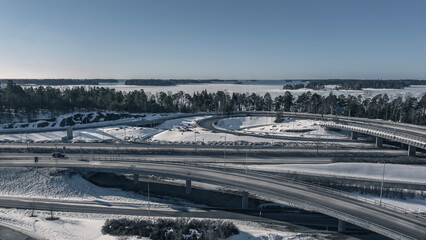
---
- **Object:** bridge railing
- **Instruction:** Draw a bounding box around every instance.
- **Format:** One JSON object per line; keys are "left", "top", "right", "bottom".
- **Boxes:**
{"left": 321, "top": 122, "right": 426, "bottom": 150}
{"left": 9, "top": 157, "right": 421, "bottom": 240}
{"left": 243, "top": 168, "right": 426, "bottom": 221}
{"left": 22, "top": 155, "right": 426, "bottom": 221}
{"left": 202, "top": 163, "right": 417, "bottom": 240}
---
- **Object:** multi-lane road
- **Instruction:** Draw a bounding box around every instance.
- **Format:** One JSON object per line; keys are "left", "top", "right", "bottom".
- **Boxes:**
{"left": 198, "top": 112, "right": 426, "bottom": 151}
{"left": 1, "top": 112, "right": 425, "bottom": 239}
{"left": 0, "top": 157, "right": 425, "bottom": 240}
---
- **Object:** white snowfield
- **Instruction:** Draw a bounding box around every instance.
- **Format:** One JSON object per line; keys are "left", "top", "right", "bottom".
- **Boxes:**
{"left": 151, "top": 116, "right": 291, "bottom": 144}
{"left": 217, "top": 116, "right": 349, "bottom": 139}
{"left": 0, "top": 167, "right": 195, "bottom": 208}
{"left": 217, "top": 116, "right": 277, "bottom": 130}
{"left": 0, "top": 114, "right": 360, "bottom": 147}
{"left": 0, "top": 209, "right": 325, "bottom": 240}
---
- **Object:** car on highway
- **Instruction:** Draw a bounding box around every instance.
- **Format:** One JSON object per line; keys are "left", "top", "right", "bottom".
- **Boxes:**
{"left": 51, "top": 152, "right": 65, "bottom": 158}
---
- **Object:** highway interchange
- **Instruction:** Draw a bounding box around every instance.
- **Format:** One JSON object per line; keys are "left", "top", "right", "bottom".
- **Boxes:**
{"left": 0, "top": 112, "right": 425, "bottom": 240}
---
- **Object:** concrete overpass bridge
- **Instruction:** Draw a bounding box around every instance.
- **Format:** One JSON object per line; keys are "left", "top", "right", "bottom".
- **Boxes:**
{"left": 321, "top": 121, "right": 426, "bottom": 156}
{"left": 198, "top": 111, "right": 426, "bottom": 157}
{"left": 2, "top": 110, "right": 425, "bottom": 157}
{"left": 0, "top": 159, "right": 424, "bottom": 240}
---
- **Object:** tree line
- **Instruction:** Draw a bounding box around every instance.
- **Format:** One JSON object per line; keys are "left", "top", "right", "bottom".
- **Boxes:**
{"left": 1, "top": 80, "right": 425, "bottom": 125}
{"left": 306, "top": 79, "right": 426, "bottom": 90}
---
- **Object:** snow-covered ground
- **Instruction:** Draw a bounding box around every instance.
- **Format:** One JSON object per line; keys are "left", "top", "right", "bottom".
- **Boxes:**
{"left": 0, "top": 126, "right": 162, "bottom": 143}
{"left": 0, "top": 112, "right": 183, "bottom": 132}
{"left": 217, "top": 116, "right": 277, "bottom": 130}
{"left": 0, "top": 209, "right": 327, "bottom": 240}
{"left": 239, "top": 162, "right": 426, "bottom": 213}
{"left": 0, "top": 209, "right": 117, "bottom": 240}
{"left": 246, "top": 162, "right": 426, "bottom": 184}
{"left": 217, "top": 117, "right": 348, "bottom": 139}
{"left": 151, "top": 116, "right": 288, "bottom": 144}
{"left": 150, "top": 116, "right": 354, "bottom": 147}
{"left": 0, "top": 115, "right": 352, "bottom": 145}
{"left": 0, "top": 167, "right": 326, "bottom": 240}
{"left": 0, "top": 167, "right": 193, "bottom": 208}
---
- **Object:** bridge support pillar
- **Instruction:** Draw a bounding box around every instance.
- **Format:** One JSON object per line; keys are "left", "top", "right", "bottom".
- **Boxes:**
{"left": 133, "top": 174, "right": 139, "bottom": 185}
{"left": 408, "top": 145, "right": 416, "bottom": 157}
{"left": 241, "top": 191, "right": 248, "bottom": 209}
{"left": 350, "top": 131, "right": 358, "bottom": 140}
{"left": 375, "top": 137, "right": 383, "bottom": 148}
{"left": 185, "top": 180, "right": 191, "bottom": 195}
{"left": 337, "top": 219, "right": 347, "bottom": 233}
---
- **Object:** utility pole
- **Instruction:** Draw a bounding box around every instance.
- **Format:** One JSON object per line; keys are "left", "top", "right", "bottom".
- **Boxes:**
{"left": 194, "top": 131, "right": 198, "bottom": 153}
{"left": 148, "top": 180, "right": 151, "bottom": 219}
{"left": 379, "top": 161, "right": 386, "bottom": 206}
{"left": 26, "top": 129, "right": 28, "bottom": 152}
{"left": 80, "top": 133, "right": 82, "bottom": 160}
{"left": 245, "top": 144, "right": 248, "bottom": 173}
{"left": 224, "top": 133, "right": 227, "bottom": 167}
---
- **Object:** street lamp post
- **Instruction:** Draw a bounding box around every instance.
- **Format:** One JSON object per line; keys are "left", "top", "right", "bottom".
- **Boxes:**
{"left": 26, "top": 129, "right": 28, "bottom": 152}
{"left": 148, "top": 180, "right": 151, "bottom": 219}
{"left": 79, "top": 132, "right": 82, "bottom": 160}
{"left": 245, "top": 144, "right": 248, "bottom": 173}
{"left": 194, "top": 131, "right": 198, "bottom": 153}
{"left": 224, "top": 133, "right": 227, "bottom": 167}
{"left": 379, "top": 161, "right": 386, "bottom": 206}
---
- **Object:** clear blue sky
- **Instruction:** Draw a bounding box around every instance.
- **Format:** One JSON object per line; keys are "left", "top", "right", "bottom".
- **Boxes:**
{"left": 1, "top": 0, "right": 425, "bottom": 79}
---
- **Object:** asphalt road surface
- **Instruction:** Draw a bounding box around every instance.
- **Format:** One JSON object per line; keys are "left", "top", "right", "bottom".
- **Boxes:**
{"left": 0, "top": 159, "right": 424, "bottom": 239}
{"left": 0, "top": 197, "right": 389, "bottom": 240}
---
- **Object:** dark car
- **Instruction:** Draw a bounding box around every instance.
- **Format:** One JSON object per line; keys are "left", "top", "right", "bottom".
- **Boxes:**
{"left": 51, "top": 152, "right": 65, "bottom": 158}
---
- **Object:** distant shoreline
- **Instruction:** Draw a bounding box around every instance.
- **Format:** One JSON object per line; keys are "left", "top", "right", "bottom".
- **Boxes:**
{"left": 1, "top": 79, "right": 425, "bottom": 88}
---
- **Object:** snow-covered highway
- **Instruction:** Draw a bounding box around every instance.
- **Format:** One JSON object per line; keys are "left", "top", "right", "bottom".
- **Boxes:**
{"left": 0, "top": 159, "right": 424, "bottom": 240}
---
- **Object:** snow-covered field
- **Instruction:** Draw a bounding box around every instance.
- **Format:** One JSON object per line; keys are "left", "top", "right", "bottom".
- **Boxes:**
{"left": 151, "top": 116, "right": 291, "bottom": 144}
{"left": 0, "top": 208, "right": 327, "bottom": 240}
{"left": 217, "top": 116, "right": 277, "bottom": 130}
{"left": 0, "top": 115, "right": 356, "bottom": 146}
{"left": 217, "top": 116, "right": 348, "bottom": 139}
{"left": 0, "top": 167, "right": 195, "bottom": 208}
{"left": 25, "top": 83, "right": 426, "bottom": 100}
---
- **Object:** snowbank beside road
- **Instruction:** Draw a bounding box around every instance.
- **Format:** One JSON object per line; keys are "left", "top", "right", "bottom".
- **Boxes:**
{"left": 0, "top": 167, "right": 176, "bottom": 207}
{"left": 244, "top": 162, "right": 426, "bottom": 213}
{"left": 248, "top": 162, "right": 426, "bottom": 184}
{"left": 0, "top": 208, "right": 325, "bottom": 240}
{"left": 151, "top": 115, "right": 295, "bottom": 144}
{"left": 217, "top": 117, "right": 349, "bottom": 139}
{"left": 0, "top": 126, "right": 161, "bottom": 143}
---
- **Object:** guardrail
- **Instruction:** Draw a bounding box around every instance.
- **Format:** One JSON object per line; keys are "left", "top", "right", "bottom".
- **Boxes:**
{"left": 14, "top": 156, "right": 425, "bottom": 219}
{"left": 4, "top": 157, "right": 422, "bottom": 240}
{"left": 242, "top": 168, "right": 426, "bottom": 221}
{"left": 321, "top": 122, "right": 426, "bottom": 150}
{"left": 240, "top": 179, "right": 415, "bottom": 240}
